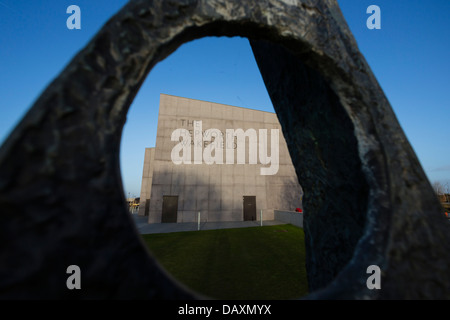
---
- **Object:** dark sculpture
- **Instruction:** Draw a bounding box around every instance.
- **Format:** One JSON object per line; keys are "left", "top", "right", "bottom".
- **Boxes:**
{"left": 0, "top": 0, "right": 448, "bottom": 299}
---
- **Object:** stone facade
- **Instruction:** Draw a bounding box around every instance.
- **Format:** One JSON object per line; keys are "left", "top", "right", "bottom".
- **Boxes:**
{"left": 139, "top": 94, "right": 302, "bottom": 223}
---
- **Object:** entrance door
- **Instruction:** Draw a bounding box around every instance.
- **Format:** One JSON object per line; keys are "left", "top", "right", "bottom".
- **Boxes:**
{"left": 243, "top": 196, "right": 256, "bottom": 221}
{"left": 162, "top": 196, "right": 178, "bottom": 223}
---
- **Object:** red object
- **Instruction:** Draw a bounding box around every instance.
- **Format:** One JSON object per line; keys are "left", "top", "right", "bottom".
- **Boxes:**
{"left": 445, "top": 212, "right": 449, "bottom": 218}
{"left": 295, "top": 208, "right": 302, "bottom": 213}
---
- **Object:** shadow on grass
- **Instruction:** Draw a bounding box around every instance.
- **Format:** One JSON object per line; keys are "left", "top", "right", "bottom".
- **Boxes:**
{"left": 141, "top": 224, "right": 308, "bottom": 300}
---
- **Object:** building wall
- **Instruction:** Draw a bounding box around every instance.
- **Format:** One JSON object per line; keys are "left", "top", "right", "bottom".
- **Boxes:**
{"left": 274, "top": 210, "right": 304, "bottom": 228}
{"left": 138, "top": 148, "right": 155, "bottom": 216}
{"left": 140, "top": 94, "right": 303, "bottom": 223}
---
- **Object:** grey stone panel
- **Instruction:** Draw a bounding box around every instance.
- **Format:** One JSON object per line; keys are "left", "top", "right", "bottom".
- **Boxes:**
{"left": 180, "top": 211, "right": 198, "bottom": 223}
{"left": 145, "top": 95, "right": 305, "bottom": 225}
{"left": 231, "top": 210, "right": 244, "bottom": 221}
{"left": 182, "top": 185, "right": 197, "bottom": 211}
{"left": 139, "top": 148, "right": 155, "bottom": 216}
{"left": 274, "top": 210, "right": 303, "bottom": 228}
{"left": 221, "top": 187, "right": 233, "bottom": 211}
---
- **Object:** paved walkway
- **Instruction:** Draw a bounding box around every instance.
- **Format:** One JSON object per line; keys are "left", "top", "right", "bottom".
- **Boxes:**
{"left": 131, "top": 213, "right": 287, "bottom": 234}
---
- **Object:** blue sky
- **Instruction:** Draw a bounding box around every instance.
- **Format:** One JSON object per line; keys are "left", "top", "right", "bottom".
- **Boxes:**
{"left": 0, "top": 0, "right": 449, "bottom": 197}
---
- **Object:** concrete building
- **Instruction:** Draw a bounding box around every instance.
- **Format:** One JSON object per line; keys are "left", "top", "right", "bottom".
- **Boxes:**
{"left": 139, "top": 94, "right": 302, "bottom": 223}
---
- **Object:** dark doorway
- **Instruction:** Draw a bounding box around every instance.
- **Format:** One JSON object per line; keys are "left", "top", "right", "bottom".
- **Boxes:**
{"left": 243, "top": 196, "right": 256, "bottom": 221}
{"left": 162, "top": 196, "right": 178, "bottom": 223}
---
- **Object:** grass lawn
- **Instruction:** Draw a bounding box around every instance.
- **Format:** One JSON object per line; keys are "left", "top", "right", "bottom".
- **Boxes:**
{"left": 141, "top": 224, "right": 308, "bottom": 300}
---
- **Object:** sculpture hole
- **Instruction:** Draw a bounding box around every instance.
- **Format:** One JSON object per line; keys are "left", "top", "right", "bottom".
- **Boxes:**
{"left": 117, "top": 28, "right": 371, "bottom": 296}
{"left": 122, "top": 36, "right": 309, "bottom": 299}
